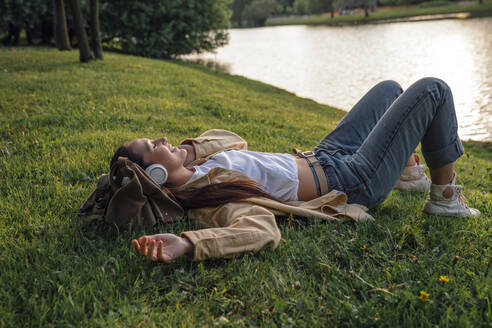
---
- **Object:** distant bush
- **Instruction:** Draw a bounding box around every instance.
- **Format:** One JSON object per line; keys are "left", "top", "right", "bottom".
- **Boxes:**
{"left": 100, "top": 0, "right": 231, "bottom": 58}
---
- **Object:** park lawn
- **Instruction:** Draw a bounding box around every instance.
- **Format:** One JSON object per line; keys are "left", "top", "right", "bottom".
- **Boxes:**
{"left": 0, "top": 47, "right": 491, "bottom": 327}
{"left": 266, "top": 0, "right": 492, "bottom": 26}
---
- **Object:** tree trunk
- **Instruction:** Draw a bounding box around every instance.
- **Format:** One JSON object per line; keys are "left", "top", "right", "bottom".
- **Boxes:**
{"left": 41, "top": 19, "right": 53, "bottom": 44}
{"left": 25, "top": 21, "right": 33, "bottom": 45}
{"left": 53, "top": 0, "right": 60, "bottom": 48}
{"left": 89, "top": 0, "right": 103, "bottom": 59}
{"left": 331, "top": 9, "right": 334, "bottom": 19}
{"left": 68, "top": 0, "right": 93, "bottom": 62}
{"left": 364, "top": 6, "right": 369, "bottom": 18}
{"left": 55, "top": 0, "right": 72, "bottom": 50}
{"left": 6, "top": 23, "right": 21, "bottom": 46}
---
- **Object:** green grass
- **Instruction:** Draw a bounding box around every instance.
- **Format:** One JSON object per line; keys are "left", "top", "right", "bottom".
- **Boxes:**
{"left": 0, "top": 47, "right": 491, "bottom": 327}
{"left": 266, "top": 0, "right": 492, "bottom": 26}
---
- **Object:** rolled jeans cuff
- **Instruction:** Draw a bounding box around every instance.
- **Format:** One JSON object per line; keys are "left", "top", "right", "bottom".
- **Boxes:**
{"left": 423, "top": 137, "right": 464, "bottom": 169}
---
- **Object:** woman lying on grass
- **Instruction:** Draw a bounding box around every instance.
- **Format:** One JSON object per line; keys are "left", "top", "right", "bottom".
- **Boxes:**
{"left": 110, "top": 77, "right": 480, "bottom": 264}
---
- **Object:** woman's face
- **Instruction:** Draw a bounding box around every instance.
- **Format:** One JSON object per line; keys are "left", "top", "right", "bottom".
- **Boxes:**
{"left": 126, "top": 137, "right": 187, "bottom": 171}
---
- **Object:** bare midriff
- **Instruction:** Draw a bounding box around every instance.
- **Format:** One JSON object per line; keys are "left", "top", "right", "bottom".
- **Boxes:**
{"left": 295, "top": 157, "right": 322, "bottom": 201}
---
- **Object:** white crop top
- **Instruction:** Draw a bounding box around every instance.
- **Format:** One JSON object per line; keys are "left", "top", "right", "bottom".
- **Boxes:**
{"left": 189, "top": 150, "right": 299, "bottom": 202}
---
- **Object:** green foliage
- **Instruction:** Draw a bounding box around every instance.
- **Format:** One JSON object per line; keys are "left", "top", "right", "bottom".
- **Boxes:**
{"left": 307, "top": 0, "right": 333, "bottom": 13}
{"left": 230, "top": 0, "right": 252, "bottom": 27}
{"left": 1, "top": 48, "right": 491, "bottom": 327}
{"left": 292, "top": 0, "right": 334, "bottom": 15}
{"left": 278, "top": 0, "right": 296, "bottom": 11}
{"left": 99, "top": 0, "right": 231, "bottom": 58}
{"left": 243, "top": 0, "right": 279, "bottom": 26}
{"left": 294, "top": 0, "right": 309, "bottom": 14}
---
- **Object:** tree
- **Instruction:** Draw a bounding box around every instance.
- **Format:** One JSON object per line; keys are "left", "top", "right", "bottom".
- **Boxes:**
{"left": 54, "top": 0, "right": 71, "bottom": 50}
{"left": 361, "top": 0, "right": 377, "bottom": 17}
{"left": 293, "top": 0, "right": 308, "bottom": 14}
{"left": 0, "top": 0, "right": 53, "bottom": 46}
{"left": 231, "top": 0, "right": 252, "bottom": 27}
{"left": 293, "top": 0, "right": 334, "bottom": 16}
{"left": 68, "top": 0, "right": 93, "bottom": 62}
{"left": 0, "top": 0, "right": 52, "bottom": 46}
{"left": 89, "top": 0, "right": 103, "bottom": 59}
{"left": 307, "top": 0, "right": 331, "bottom": 14}
{"left": 277, "top": 0, "right": 295, "bottom": 12}
{"left": 99, "top": 0, "right": 231, "bottom": 58}
{"left": 243, "top": 0, "right": 277, "bottom": 26}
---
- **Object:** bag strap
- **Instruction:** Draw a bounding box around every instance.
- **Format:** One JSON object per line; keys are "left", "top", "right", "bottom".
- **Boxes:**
{"left": 294, "top": 149, "right": 329, "bottom": 196}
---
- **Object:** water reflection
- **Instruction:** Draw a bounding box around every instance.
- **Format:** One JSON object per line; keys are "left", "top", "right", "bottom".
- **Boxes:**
{"left": 187, "top": 17, "right": 492, "bottom": 141}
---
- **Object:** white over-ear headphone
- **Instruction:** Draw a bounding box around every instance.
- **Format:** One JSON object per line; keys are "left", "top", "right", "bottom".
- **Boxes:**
{"left": 145, "top": 164, "right": 168, "bottom": 185}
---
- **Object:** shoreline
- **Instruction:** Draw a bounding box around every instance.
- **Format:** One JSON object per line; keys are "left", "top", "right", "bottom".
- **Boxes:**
{"left": 265, "top": 0, "right": 492, "bottom": 27}
{"left": 179, "top": 57, "right": 492, "bottom": 143}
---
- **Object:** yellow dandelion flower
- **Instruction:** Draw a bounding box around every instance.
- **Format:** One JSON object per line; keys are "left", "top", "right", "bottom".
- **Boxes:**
{"left": 439, "top": 275, "right": 450, "bottom": 283}
{"left": 361, "top": 244, "right": 368, "bottom": 250}
{"left": 408, "top": 254, "right": 417, "bottom": 260}
{"left": 419, "top": 291, "right": 430, "bottom": 301}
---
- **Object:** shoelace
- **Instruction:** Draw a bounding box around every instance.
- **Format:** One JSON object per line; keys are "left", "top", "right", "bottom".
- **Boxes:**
{"left": 455, "top": 186, "right": 468, "bottom": 209}
{"left": 455, "top": 186, "right": 468, "bottom": 208}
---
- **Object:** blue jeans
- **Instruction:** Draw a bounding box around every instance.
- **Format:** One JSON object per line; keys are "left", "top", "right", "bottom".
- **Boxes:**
{"left": 314, "top": 77, "right": 464, "bottom": 209}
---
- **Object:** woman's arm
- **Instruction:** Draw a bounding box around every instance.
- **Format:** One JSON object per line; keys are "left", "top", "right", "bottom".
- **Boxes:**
{"left": 132, "top": 202, "right": 281, "bottom": 263}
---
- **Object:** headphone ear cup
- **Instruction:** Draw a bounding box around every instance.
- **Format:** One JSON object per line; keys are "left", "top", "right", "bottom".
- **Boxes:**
{"left": 145, "top": 164, "right": 168, "bottom": 185}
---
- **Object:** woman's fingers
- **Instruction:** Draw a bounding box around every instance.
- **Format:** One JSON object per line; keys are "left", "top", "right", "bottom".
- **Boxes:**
{"left": 147, "top": 240, "right": 156, "bottom": 261}
{"left": 138, "top": 236, "right": 148, "bottom": 256}
{"left": 131, "top": 239, "right": 140, "bottom": 253}
{"left": 132, "top": 234, "right": 176, "bottom": 264}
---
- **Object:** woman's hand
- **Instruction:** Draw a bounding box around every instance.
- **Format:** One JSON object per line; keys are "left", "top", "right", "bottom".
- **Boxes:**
{"left": 132, "top": 233, "right": 194, "bottom": 264}
{"left": 177, "top": 144, "right": 196, "bottom": 166}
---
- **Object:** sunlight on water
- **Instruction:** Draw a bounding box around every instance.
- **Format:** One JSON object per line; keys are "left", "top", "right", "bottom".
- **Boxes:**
{"left": 187, "top": 17, "right": 492, "bottom": 141}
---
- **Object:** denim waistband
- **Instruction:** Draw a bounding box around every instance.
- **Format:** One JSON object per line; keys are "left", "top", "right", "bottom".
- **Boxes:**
{"left": 314, "top": 152, "right": 342, "bottom": 194}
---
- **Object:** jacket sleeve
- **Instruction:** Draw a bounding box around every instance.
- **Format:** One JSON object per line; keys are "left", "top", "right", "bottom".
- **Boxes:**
{"left": 180, "top": 202, "right": 281, "bottom": 261}
{"left": 179, "top": 129, "right": 247, "bottom": 161}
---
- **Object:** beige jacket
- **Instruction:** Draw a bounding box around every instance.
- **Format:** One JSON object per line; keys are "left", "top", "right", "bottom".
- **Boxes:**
{"left": 178, "top": 129, "right": 374, "bottom": 261}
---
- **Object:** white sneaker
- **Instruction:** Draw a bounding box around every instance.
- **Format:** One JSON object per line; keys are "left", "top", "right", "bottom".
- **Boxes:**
{"left": 423, "top": 175, "right": 480, "bottom": 217}
{"left": 394, "top": 164, "right": 431, "bottom": 193}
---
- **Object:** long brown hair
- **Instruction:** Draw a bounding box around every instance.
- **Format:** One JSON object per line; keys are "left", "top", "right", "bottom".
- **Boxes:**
{"left": 110, "top": 145, "right": 280, "bottom": 209}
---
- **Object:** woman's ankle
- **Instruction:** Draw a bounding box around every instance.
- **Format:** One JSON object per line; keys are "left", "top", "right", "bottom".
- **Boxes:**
{"left": 430, "top": 163, "right": 455, "bottom": 185}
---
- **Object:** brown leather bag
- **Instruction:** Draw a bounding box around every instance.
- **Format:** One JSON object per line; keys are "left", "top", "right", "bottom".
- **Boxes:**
{"left": 78, "top": 158, "right": 184, "bottom": 230}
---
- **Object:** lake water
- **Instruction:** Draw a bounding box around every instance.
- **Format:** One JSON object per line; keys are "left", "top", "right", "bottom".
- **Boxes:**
{"left": 189, "top": 17, "right": 492, "bottom": 142}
